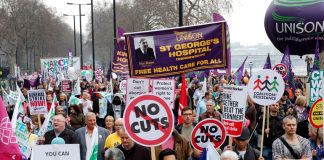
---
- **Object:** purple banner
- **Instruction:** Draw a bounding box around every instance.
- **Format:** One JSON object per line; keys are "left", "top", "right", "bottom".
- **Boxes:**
{"left": 112, "top": 39, "right": 129, "bottom": 75}
{"left": 125, "top": 22, "right": 228, "bottom": 78}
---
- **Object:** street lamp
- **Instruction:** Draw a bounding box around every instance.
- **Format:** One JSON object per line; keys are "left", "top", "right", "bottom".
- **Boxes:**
{"left": 63, "top": 14, "right": 85, "bottom": 57}
{"left": 249, "top": 61, "right": 253, "bottom": 77}
{"left": 66, "top": 2, "right": 91, "bottom": 68}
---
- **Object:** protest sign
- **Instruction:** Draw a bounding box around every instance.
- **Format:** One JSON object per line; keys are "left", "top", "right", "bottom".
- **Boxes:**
{"left": 126, "top": 78, "right": 150, "bottom": 105}
{"left": 152, "top": 79, "right": 175, "bottom": 109}
{"left": 112, "top": 39, "right": 129, "bottom": 75}
{"left": 40, "top": 57, "right": 80, "bottom": 80}
{"left": 31, "top": 144, "right": 80, "bottom": 160}
{"left": 310, "top": 70, "right": 323, "bottom": 107}
{"left": 309, "top": 98, "right": 323, "bottom": 128}
{"left": 123, "top": 94, "right": 174, "bottom": 147}
{"left": 247, "top": 69, "right": 285, "bottom": 106}
{"left": 272, "top": 63, "right": 287, "bottom": 78}
{"left": 15, "top": 121, "right": 31, "bottom": 159}
{"left": 61, "top": 80, "right": 72, "bottom": 93}
{"left": 190, "top": 119, "right": 226, "bottom": 151}
{"left": 125, "top": 22, "right": 228, "bottom": 78}
{"left": 27, "top": 89, "right": 47, "bottom": 115}
{"left": 119, "top": 80, "right": 127, "bottom": 94}
{"left": 222, "top": 85, "right": 248, "bottom": 137}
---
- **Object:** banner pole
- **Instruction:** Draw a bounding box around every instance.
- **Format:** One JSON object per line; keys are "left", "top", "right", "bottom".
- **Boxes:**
{"left": 150, "top": 147, "right": 156, "bottom": 160}
{"left": 37, "top": 114, "right": 42, "bottom": 128}
{"left": 260, "top": 107, "right": 266, "bottom": 158}
{"left": 228, "top": 136, "right": 232, "bottom": 147}
{"left": 267, "top": 105, "right": 269, "bottom": 138}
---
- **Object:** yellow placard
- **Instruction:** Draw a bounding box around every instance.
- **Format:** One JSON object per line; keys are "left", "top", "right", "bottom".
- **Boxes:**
{"left": 309, "top": 98, "right": 323, "bottom": 128}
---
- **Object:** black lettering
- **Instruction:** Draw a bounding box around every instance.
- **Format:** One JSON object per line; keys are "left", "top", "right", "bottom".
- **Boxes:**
{"left": 161, "top": 117, "right": 169, "bottom": 128}
{"left": 151, "top": 118, "right": 159, "bottom": 130}
{"left": 148, "top": 103, "right": 159, "bottom": 115}
{"left": 131, "top": 122, "right": 140, "bottom": 133}
{"left": 209, "top": 126, "right": 218, "bottom": 133}
{"left": 140, "top": 120, "right": 151, "bottom": 132}
{"left": 134, "top": 105, "right": 147, "bottom": 118}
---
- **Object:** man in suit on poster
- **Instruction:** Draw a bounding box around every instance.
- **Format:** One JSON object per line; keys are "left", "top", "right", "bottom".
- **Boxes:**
{"left": 135, "top": 38, "right": 156, "bottom": 61}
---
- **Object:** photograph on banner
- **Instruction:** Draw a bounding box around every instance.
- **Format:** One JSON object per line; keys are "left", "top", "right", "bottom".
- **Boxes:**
{"left": 309, "top": 70, "right": 323, "bottom": 107}
{"left": 40, "top": 57, "right": 81, "bottom": 79}
{"left": 125, "top": 22, "right": 228, "bottom": 78}
{"left": 123, "top": 94, "right": 174, "bottom": 147}
{"left": 309, "top": 98, "right": 323, "bottom": 128}
{"left": 61, "top": 80, "right": 72, "bottom": 93}
{"left": 126, "top": 78, "right": 150, "bottom": 105}
{"left": 112, "top": 39, "right": 129, "bottom": 75}
{"left": 27, "top": 89, "right": 47, "bottom": 115}
{"left": 247, "top": 69, "right": 285, "bottom": 106}
{"left": 190, "top": 118, "right": 226, "bottom": 151}
{"left": 151, "top": 79, "right": 175, "bottom": 109}
{"left": 31, "top": 144, "right": 80, "bottom": 160}
{"left": 222, "top": 85, "right": 248, "bottom": 137}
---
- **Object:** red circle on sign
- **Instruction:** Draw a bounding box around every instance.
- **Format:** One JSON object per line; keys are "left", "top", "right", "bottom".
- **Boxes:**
{"left": 309, "top": 98, "right": 323, "bottom": 128}
{"left": 123, "top": 94, "right": 174, "bottom": 147}
{"left": 272, "top": 63, "right": 287, "bottom": 78}
{"left": 190, "top": 118, "right": 226, "bottom": 151}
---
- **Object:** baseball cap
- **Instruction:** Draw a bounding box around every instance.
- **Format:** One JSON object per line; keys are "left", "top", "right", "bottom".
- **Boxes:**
{"left": 236, "top": 127, "right": 250, "bottom": 141}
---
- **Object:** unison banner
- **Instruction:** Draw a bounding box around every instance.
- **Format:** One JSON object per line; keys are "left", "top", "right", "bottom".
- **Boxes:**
{"left": 125, "top": 22, "right": 228, "bottom": 78}
{"left": 112, "top": 39, "right": 129, "bottom": 75}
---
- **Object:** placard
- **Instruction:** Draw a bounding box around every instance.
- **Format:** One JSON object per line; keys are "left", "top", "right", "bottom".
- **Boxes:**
{"left": 123, "top": 94, "right": 174, "bottom": 147}
{"left": 309, "top": 98, "right": 323, "bottom": 128}
{"left": 222, "top": 85, "right": 248, "bottom": 137}
{"left": 190, "top": 119, "right": 226, "bottom": 151}
{"left": 126, "top": 78, "right": 150, "bottom": 105}
{"left": 247, "top": 69, "right": 285, "bottom": 106}
{"left": 310, "top": 70, "right": 323, "bottom": 107}
{"left": 152, "top": 79, "right": 175, "bottom": 109}
{"left": 61, "top": 80, "right": 72, "bottom": 93}
{"left": 31, "top": 144, "right": 80, "bottom": 160}
{"left": 272, "top": 63, "right": 287, "bottom": 78}
{"left": 27, "top": 89, "right": 47, "bottom": 115}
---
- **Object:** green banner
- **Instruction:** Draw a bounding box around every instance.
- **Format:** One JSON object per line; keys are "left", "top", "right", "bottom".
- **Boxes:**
{"left": 309, "top": 70, "right": 323, "bottom": 107}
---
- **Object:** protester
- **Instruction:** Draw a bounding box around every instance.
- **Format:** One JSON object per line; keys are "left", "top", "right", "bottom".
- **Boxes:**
{"left": 93, "top": 92, "right": 110, "bottom": 127}
{"left": 104, "top": 118, "right": 123, "bottom": 150}
{"left": 198, "top": 100, "right": 221, "bottom": 121}
{"left": 308, "top": 125, "right": 324, "bottom": 160}
{"left": 220, "top": 150, "right": 239, "bottom": 160}
{"left": 116, "top": 128, "right": 151, "bottom": 160}
{"left": 196, "top": 92, "right": 214, "bottom": 121}
{"left": 58, "top": 93, "right": 68, "bottom": 114}
{"left": 225, "top": 127, "right": 263, "bottom": 160}
{"left": 39, "top": 114, "right": 75, "bottom": 144}
{"left": 104, "top": 115, "right": 115, "bottom": 133}
{"left": 80, "top": 91, "right": 93, "bottom": 115}
{"left": 193, "top": 82, "right": 204, "bottom": 107}
{"left": 159, "top": 148, "right": 177, "bottom": 160}
{"left": 69, "top": 104, "right": 85, "bottom": 130}
{"left": 110, "top": 93, "right": 125, "bottom": 119}
{"left": 272, "top": 115, "right": 311, "bottom": 159}
{"left": 294, "top": 95, "right": 309, "bottom": 138}
{"left": 175, "top": 107, "right": 196, "bottom": 141}
{"left": 74, "top": 112, "right": 109, "bottom": 160}
{"left": 257, "top": 102, "right": 284, "bottom": 160}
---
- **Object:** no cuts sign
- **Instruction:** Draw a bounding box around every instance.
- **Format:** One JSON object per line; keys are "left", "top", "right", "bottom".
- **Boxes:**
{"left": 190, "top": 119, "right": 226, "bottom": 151}
{"left": 123, "top": 94, "right": 174, "bottom": 147}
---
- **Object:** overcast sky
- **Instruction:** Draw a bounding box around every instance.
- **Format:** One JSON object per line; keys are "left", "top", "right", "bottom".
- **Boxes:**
{"left": 43, "top": 0, "right": 273, "bottom": 46}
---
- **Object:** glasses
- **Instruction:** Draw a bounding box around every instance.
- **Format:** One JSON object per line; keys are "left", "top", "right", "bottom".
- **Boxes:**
{"left": 182, "top": 113, "right": 192, "bottom": 116}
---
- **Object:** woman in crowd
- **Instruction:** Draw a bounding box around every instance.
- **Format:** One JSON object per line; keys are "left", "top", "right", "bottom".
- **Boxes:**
{"left": 104, "top": 116, "right": 115, "bottom": 134}
{"left": 58, "top": 93, "right": 68, "bottom": 115}
{"left": 294, "top": 95, "right": 309, "bottom": 138}
{"left": 69, "top": 104, "right": 85, "bottom": 130}
{"left": 308, "top": 125, "right": 324, "bottom": 160}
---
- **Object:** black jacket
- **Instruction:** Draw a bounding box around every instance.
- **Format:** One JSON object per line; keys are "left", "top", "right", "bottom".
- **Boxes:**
{"left": 44, "top": 128, "right": 75, "bottom": 144}
{"left": 233, "top": 144, "right": 260, "bottom": 160}
{"left": 257, "top": 114, "right": 284, "bottom": 147}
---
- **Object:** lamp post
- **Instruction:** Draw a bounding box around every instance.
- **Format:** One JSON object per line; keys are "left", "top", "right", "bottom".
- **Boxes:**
{"left": 67, "top": 2, "right": 91, "bottom": 68}
{"left": 63, "top": 14, "right": 85, "bottom": 57}
{"left": 249, "top": 61, "right": 253, "bottom": 77}
{"left": 90, "top": 0, "right": 95, "bottom": 71}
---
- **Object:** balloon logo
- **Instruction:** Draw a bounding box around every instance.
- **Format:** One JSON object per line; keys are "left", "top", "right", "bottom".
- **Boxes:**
{"left": 264, "top": 0, "right": 324, "bottom": 56}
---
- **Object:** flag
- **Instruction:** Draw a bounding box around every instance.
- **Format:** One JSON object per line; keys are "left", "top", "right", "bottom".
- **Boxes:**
{"left": 16, "top": 83, "right": 25, "bottom": 102}
{"left": 117, "top": 27, "right": 125, "bottom": 38}
{"left": 38, "top": 94, "right": 56, "bottom": 137}
{"left": 178, "top": 73, "right": 187, "bottom": 125}
{"left": 313, "top": 36, "right": 320, "bottom": 71}
{"left": 199, "top": 142, "right": 220, "bottom": 160}
{"left": 30, "top": 75, "right": 40, "bottom": 88}
{"left": 263, "top": 53, "right": 272, "bottom": 69}
{"left": 10, "top": 97, "right": 22, "bottom": 132}
{"left": 212, "top": 13, "right": 225, "bottom": 22}
{"left": 234, "top": 56, "right": 248, "bottom": 85}
{"left": 0, "top": 96, "right": 23, "bottom": 160}
{"left": 72, "top": 78, "right": 81, "bottom": 95}
{"left": 281, "top": 46, "right": 296, "bottom": 90}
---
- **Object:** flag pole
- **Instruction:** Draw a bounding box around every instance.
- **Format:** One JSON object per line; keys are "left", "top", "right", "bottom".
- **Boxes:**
{"left": 267, "top": 105, "right": 269, "bottom": 138}
{"left": 260, "top": 106, "right": 266, "bottom": 158}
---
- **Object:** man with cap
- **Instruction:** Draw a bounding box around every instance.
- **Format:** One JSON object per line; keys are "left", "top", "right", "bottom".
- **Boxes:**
{"left": 225, "top": 127, "right": 263, "bottom": 160}
{"left": 278, "top": 90, "right": 292, "bottom": 117}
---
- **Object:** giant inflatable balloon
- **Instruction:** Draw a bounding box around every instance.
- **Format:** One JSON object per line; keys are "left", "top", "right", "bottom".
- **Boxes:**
{"left": 264, "top": 0, "right": 324, "bottom": 56}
